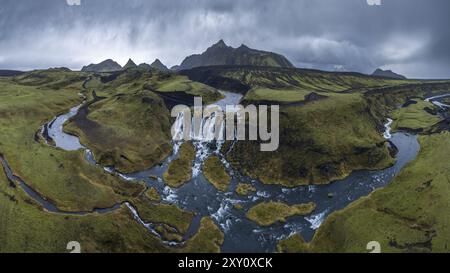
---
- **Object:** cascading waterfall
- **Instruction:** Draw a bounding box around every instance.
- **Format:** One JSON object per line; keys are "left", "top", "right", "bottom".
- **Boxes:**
{"left": 172, "top": 97, "right": 239, "bottom": 177}
{"left": 383, "top": 118, "right": 393, "bottom": 139}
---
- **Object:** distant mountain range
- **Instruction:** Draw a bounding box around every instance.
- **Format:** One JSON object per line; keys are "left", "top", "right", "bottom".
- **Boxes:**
{"left": 81, "top": 58, "right": 169, "bottom": 73}
{"left": 372, "top": 68, "right": 407, "bottom": 80}
{"left": 0, "top": 70, "right": 25, "bottom": 76}
{"left": 176, "top": 39, "right": 294, "bottom": 71}
{"left": 150, "top": 59, "right": 169, "bottom": 71}
{"left": 81, "top": 40, "right": 294, "bottom": 73}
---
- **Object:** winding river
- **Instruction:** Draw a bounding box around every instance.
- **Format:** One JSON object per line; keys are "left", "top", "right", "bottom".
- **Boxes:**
{"left": 2, "top": 91, "right": 450, "bottom": 252}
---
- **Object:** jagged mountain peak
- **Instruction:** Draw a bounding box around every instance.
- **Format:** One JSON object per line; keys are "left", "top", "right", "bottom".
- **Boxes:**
{"left": 150, "top": 59, "right": 169, "bottom": 71}
{"left": 81, "top": 59, "right": 122, "bottom": 72}
{"left": 372, "top": 68, "right": 407, "bottom": 80}
{"left": 178, "top": 40, "right": 294, "bottom": 70}
{"left": 123, "top": 58, "right": 137, "bottom": 69}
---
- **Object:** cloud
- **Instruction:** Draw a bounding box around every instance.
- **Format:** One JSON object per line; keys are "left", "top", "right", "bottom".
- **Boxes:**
{"left": 0, "top": 0, "right": 449, "bottom": 78}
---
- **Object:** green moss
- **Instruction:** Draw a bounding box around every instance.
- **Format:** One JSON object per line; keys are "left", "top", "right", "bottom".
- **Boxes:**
{"left": 65, "top": 91, "right": 173, "bottom": 173}
{"left": 391, "top": 99, "right": 441, "bottom": 132}
{"left": 186, "top": 66, "right": 416, "bottom": 94}
{"left": 0, "top": 69, "right": 228, "bottom": 253}
{"left": 203, "top": 156, "right": 231, "bottom": 192}
{"left": 245, "top": 88, "right": 311, "bottom": 103}
{"left": 229, "top": 93, "right": 394, "bottom": 186}
{"left": 0, "top": 76, "right": 143, "bottom": 212}
{"left": 163, "top": 142, "right": 196, "bottom": 188}
{"left": 277, "top": 234, "right": 309, "bottom": 253}
{"left": 132, "top": 197, "right": 195, "bottom": 235}
{"left": 246, "top": 201, "right": 316, "bottom": 227}
{"left": 145, "top": 187, "right": 160, "bottom": 202}
{"left": 235, "top": 183, "right": 256, "bottom": 196}
{"left": 282, "top": 132, "right": 450, "bottom": 253}
{"left": 181, "top": 217, "right": 224, "bottom": 253}
{"left": 155, "top": 224, "right": 184, "bottom": 242}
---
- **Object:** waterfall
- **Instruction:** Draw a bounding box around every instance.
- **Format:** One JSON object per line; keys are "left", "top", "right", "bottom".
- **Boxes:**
{"left": 170, "top": 91, "right": 242, "bottom": 177}
{"left": 383, "top": 118, "right": 393, "bottom": 139}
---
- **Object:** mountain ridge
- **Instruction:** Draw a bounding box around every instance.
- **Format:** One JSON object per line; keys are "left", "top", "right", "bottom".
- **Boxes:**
{"left": 81, "top": 59, "right": 123, "bottom": 72}
{"left": 176, "top": 40, "right": 294, "bottom": 71}
{"left": 372, "top": 68, "right": 407, "bottom": 80}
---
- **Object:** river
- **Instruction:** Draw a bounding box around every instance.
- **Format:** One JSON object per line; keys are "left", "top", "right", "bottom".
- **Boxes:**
{"left": 3, "top": 91, "right": 450, "bottom": 252}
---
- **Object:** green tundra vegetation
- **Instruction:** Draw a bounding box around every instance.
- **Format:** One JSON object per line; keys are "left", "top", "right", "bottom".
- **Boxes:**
{"left": 0, "top": 69, "right": 224, "bottom": 252}
{"left": 131, "top": 196, "right": 195, "bottom": 236}
{"left": 186, "top": 66, "right": 450, "bottom": 187}
{"left": 278, "top": 132, "right": 450, "bottom": 253}
{"left": 391, "top": 99, "right": 441, "bottom": 132}
{"left": 91, "top": 68, "right": 223, "bottom": 103}
{"left": 145, "top": 187, "right": 161, "bottom": 202}
{"left": 163, "top": 142, "right": 196, "bottom": 188}
{"left": 246, "top": 201, "right": 316, "bottom": 227}
{"left": 203, "top": 156, "right": 231, "bottom": 191}
{"left": 235, "top": 183, "right": 257, "bottom": 196}
{"left": 64, "top": 91, "right": 173, "bottom": 173}
{"left": 244, "top": 88, "right": 312, "bottom": 103}
{"left": 183, "top": 66, "right": 414, "bottom": 94}
{"left": 0, "top": 71, "right": 144, "bottom": 212}
{"left": 2, "top": 64, "right": 450, "bottom": 253}
{"left": 64, "top": 68, "right": 222, "bottom": 174}
{"left": 229, "top": 93, "right": 395, "bottom": 186}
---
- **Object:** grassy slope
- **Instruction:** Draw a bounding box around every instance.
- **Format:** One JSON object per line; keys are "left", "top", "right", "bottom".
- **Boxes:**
{"left": 0, "top": 70, "right": 224, "bottom": 252}
{"left": 163, "top": 142, "right": 196, "bottom": 188}
{"left": 65, "top": 91, "right": 173, "bottom": 173}
{"left": 184, "top": 66, "right": 414, "bottom": 95}
{"left": 212, "top": 66, "right": 450, "bottom": 187}
{"left": 246, "top": 201, "right": 316, "bottom": 227}
{"left": 392, "top": 99, "right": 441, "bottom": 132}
{"left": 229, "top": 93, "right": 394, "bottom": 186}
{"left": 244, "top": 88, "right": 312, "bottom": 103}
{"left": 203, "top": 156, "right": 231, "bottom": 191}
{"left": 64, "top": 68, "right": 222, "bottom": 173}
{"left": 278, "top": 132, "right": 450, "bottom": 253}
{"left": 0, "top": 73, "right": 143, "bottom": 212}
{"left": 154, "top": 75, "right": 223, "bottom": 103}
{"left": 133, "top": 196, "right": 195, "bottom": 235}
{"left": 0, "top": 169, "right": 223, "bottom": 253}
{"left": 93, "top": 68, "right": 223, "bottom": 103}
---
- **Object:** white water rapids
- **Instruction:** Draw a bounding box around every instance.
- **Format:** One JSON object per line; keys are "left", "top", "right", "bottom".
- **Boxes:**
{"left": 171, "top": 91, "right": 243, "bottom": 177}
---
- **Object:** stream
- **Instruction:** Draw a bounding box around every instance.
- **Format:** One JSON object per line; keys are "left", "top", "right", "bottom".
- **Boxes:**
{"left": 3, "top": 91, "right": 450, "bottom": 252}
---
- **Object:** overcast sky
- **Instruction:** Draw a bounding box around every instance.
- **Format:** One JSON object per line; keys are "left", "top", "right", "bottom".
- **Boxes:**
{"left": 0, "top": 0, "right": 449, "bottom": 78}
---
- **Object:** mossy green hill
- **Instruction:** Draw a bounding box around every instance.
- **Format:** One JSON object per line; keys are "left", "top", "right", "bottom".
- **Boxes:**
{"left": 64, "top": 68, "right": 222, "bottom": 173}
{"left": 391, "top": 99, "right": 441, "bottom": 132}
{"left": 184, "top": 66, "right": 450, "bottom": 187}
{"left": 278, "top": 132, "right": 450, "bottom": 253}
{"left": 0, "top": 69, "right": 224, "bottom": 253}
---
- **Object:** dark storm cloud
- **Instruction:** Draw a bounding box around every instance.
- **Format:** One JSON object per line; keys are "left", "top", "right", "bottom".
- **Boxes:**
{"left": 0, "top": 0, "right": 449, "bottom": 78}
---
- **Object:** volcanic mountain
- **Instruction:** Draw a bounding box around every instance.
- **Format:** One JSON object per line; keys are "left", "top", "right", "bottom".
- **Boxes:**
{"left": 176, "top": 39, "right": 294, "bottom": 70}
{"left": 81, "top": 59, "right": 122, "bottom": 72}
{"left": 372, "top": 68, "right": 407, "bottom": 80}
